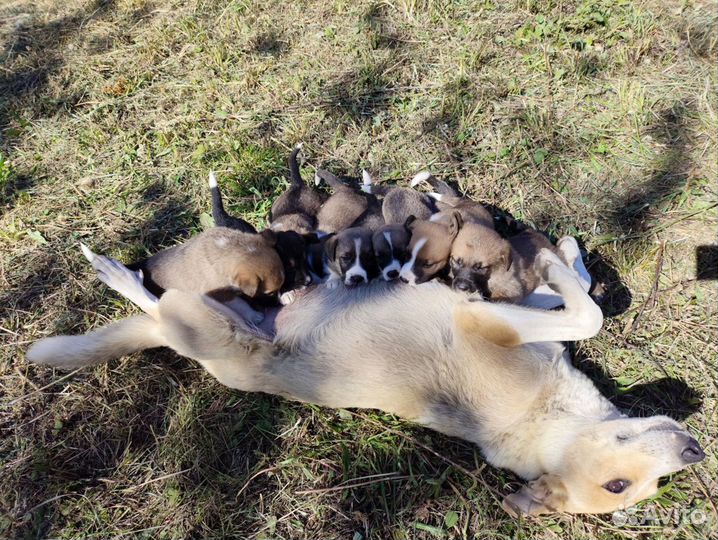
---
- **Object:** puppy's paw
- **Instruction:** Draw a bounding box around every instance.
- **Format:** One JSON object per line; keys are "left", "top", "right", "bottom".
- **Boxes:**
{"left": 325, "top": 278, "right": 341, "bottom": 290}
{"left": 280, "top": 290, "right": 296, "bottom": 305}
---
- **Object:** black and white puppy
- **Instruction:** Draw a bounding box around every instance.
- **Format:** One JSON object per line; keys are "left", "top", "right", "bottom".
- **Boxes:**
{"left": 372, "top": 223, "right": 410, "bottom": 281}
{"left": 308, "top": 227, "right": 377, "bottom": 288}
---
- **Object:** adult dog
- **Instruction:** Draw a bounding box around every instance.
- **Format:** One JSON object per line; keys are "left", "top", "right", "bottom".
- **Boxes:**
{"left": 27, "top": 243, "right": 704, "bottom": 516}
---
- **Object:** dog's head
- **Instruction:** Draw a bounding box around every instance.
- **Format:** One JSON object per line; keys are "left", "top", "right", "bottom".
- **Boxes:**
{"left": 373, "top": 224, "right": 411, "bottom": 281}
{"left": 449, "top": 223, "right": 513, "bottom": 295}
{"left": 229, "top": 229, "right": 285, "bottom": 298}
{"left": 399, "top": 213, "right": 461, "bottom": 285}
{"left": 503, "top": 416, "right": 705, "bottom": 516}
{"left": 270, "top": 213, "right": 316, "bottom": 236}
{"left": 274, "top": 230, "right": 317, "bottom": 290}
{"left": 324, "top": 227, "right": 376, "bottom": 286}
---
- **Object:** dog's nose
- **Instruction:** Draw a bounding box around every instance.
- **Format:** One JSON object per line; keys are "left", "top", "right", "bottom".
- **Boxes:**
{"left": 349, "top": 275, "right": 365, "bottom": 285}
{"left": 680, "top": 438, "right": 705, "bottom": 464}
{"left": 387, "top": 270, "right": 399, "bottom": 280}
{"left": 453, "top": 280, "right": 474, "bottom": 292}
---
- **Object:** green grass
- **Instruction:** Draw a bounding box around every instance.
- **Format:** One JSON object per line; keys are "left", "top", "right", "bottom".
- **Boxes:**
{"left": 1, "top": 0, "right": 716, "bottom": 538}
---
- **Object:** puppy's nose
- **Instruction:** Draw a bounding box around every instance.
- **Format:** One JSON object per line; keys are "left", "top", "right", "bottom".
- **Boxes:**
{"left": 387, "top": 270, "right": 399, "bottom": 280}
{"left": 680, "top": 438, "right": 705, "bottom": 464}
{"left": 349, "top": 275, "right": 365, "bottom": 285}
{"left": 453, "top": 280, "right": 474, "bottom": 292}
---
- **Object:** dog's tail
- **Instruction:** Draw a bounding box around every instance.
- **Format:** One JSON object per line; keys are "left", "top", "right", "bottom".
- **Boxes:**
{"left": 314, "top": 168, "right": 347, "bottom": 191}
{"left": 409, "top": 171, "right": 457, "bottom": 198}
{"left": 209, "top": 171, "right": 231, "bottom": 227}
{"left": 360, "top": 169, "right": 394, "bottom": 196}
{"left": 26, "top": 315, "right": 165, "bottom": 370}
{"left": 288, "top": 143, "right": 304, "bottom": 188}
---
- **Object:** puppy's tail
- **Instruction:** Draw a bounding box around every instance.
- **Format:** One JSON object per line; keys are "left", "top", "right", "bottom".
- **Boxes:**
{"left": 26, "top": 315, "right": 165, "bottom": 370}
{"left": 360, "top": 169, "right": 392, "bottom": 196}
{"left": 208, "top": 171, "right": 257, "bottom": 234}
{"left": 209, "top": 171, "right": 230, "bottom": 227}
{"left": 409, "top": 171, "right": 457, "bottom": 197}
{"left": 314, "top": 168, "right": 347, "bottom": 191}
{"left": 288, "top": 143, "right": 304, "bottom": 188}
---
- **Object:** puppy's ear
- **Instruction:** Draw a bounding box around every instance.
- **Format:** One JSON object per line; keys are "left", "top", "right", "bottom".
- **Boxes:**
{"left": 303, "top": 232, "right": 321, "bottom": 245}
{"left": 448, "top": 211, "right": 463, "bottom": 240}
{"left": 501, "top": 245, "right": 514, "bottom": 271}
{"left": 404, "top": 215, "right": 417, "bottom": 230}
{"left": 501, "top": 474, "right": 567, "bottom": 517}
{"left": 260, "top": 229, "right": 277, "bottom": 246}
{"left": 235, "top": 272, "right": 260, "bottom": 298}
{"left": 323, "top": 234, "right": 338, "bottom": 261}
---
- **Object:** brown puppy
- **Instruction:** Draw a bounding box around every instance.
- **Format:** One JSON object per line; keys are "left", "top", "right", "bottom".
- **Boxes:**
{"left": 314, "top": 169, "right": 378, "bottom": 234}
{"left": 269, "top": 145, "right": 326, "bottom": 234}
{"left": 450, "top": 226, "right": 576, "bottom": 302}
{"left": 399, "top": 213, "right": 462, "bottom": 285}
{"left": 124, "top": 227, "right": 284, "bottom": 322}
{"left": 363, "top": 170, "right": 437, "bottom": 224}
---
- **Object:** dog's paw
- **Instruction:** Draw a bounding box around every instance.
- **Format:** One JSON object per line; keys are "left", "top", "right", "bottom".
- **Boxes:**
{"left": 280, "top": 290, "right": 296, "bottom": 305}
{"left": 535, "top": 248, "right": 565, "bottom": 283}
{"left": 325, "top": 278, "right": 340, "bottom": 290}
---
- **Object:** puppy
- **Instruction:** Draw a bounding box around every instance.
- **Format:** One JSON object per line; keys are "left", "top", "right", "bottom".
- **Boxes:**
{"left": 208, "top": 172, "right": 313, "bottom": 301}
{"left": 410, "top": 173, "right": 494, "bottom": 229}
{"left": 308, "top": 227, "right": 377, "bottom": 288}
{"left": 269, "top": 144, "right": 326, "bottom": 234}
{"left": 362, "top": 170, "right": 436, "bottom": 224}
{"left": 126, "top": 227, "right": 284, "bottom": 322}
{"left": 314, "top": 169, "right": 382, "bottom": 234}
{"left": 399, "top": 213, "right": 462, "bottom": 285}
{"left": 372, "top": 223, "right": 410, "bottom": 281}
{"left": 450, "top": 226, "right": 578, "bottom": 303}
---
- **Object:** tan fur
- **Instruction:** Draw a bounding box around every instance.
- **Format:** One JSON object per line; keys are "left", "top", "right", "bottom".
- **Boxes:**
{"left": 27, "top": 249, "right": 703, "bottom": 516}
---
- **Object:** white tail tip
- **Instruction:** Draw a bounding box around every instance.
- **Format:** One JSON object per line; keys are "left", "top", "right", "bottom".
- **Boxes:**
{"left": 80, "top": 242, "right": 95, "bottom": 263}
{"left": 295, "top": 142, "right": 303, "bottom": 150}
{"left": 314, "top": 172, "right": 322, "bottom": 186}
{"left": 362, "top": 169, "right": 373, "bottom": 185}
{"left": 427, "top": 192, "right": 444, "bottom": 201}
{"left": 410, "top": 170, "right": 432, "bottom": 187}
{"left": 208, "top": 171, "right": 217, "bottom": 188}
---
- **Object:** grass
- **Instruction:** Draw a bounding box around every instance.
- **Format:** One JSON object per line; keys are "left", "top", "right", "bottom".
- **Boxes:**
{"left": 1, "top": 0, "right": 716, "bottom": 538}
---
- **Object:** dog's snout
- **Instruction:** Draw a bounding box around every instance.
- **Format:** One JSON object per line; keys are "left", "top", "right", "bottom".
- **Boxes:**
{"left": 349, "top": 275, "right": 365, "bottom": 285}
{"left": 680, "top": 438, "right": 705, "bottom": 464}
{"left": 387, "top": 269, "right": 399, "bottom": 280}
{"left": 453, "top": 280, "right": 474, "bottom": 293}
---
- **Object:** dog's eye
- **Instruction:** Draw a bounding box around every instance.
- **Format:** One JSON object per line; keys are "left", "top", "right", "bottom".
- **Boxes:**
{"left": 472, "top": 263, "right": 483, "bottom": 271}
{"left": 340, "top": 253, "right": 353, "bottom": 262}
{"left": 423, "top": 260, "right": 434, "bottom": 268}
{"left": 603, "top": 479, "right": 631, "bottom": 494}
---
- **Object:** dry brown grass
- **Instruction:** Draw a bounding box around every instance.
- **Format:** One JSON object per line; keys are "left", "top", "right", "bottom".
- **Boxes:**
{"left": 1, "top": 0, "right": 716, "bottom": 538}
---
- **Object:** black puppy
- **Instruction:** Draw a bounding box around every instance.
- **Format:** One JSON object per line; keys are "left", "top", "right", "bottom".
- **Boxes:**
{"left": 209, "top": 171, "right": 313, "bottom": 303}
{"left": 307, "top": 227, "right": 377, "bottom": 288}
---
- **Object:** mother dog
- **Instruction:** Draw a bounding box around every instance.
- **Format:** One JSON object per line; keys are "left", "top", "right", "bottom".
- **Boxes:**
{"left": 27, "top": 242, "right": 704, "bottom": 516}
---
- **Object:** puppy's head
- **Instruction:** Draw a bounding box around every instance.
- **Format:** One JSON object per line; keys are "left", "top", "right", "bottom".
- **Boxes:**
{"left": 450, "top": 224, "right": 512, "bottom": 295}
{"left": 372, "top": 224, "right": 411, "bottom": 281}
{"left": 503, "top": 416, "right": 705, "bottom": 516}
{"left": 231, "top": 229, "right": 285, "bottom": 298}
{"left": 399, "top": 212, "right": 461, "bottom": 285}
{"left": 274, "top": 230, "right": 316, "bottom": 290}
{"left": 324, "top": 227, "right": 376, "bottom": 286}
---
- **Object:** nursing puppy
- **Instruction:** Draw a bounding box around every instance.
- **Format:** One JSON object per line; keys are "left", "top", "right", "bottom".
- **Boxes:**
{"left": 314, "top": 169, "right": 383, "bottom": 234}
{"left": 28, "top": 249, "right": 705, "bottom": 516}
{"left": 309, "top": 227, "right": 377, "bottom": 288}
{"left": 123, "top": 227, "right": 284, "bottom": 322}
{"left": 372, "top": 223, "right": 411, "bottom": 281}
{"left": 399, "top": 213, "right": 462, "bottom": 285}
{"left": 362, "top": 170, "right": 436, "bottom": 224}
{"left": 450, "top": 227, "right": 590, "bottom": 303}
{"left": 209, "top": 172, "right": 313, "bottom": 300}
{"left": 269, "top": 145, "right": 326, "bottom": 235}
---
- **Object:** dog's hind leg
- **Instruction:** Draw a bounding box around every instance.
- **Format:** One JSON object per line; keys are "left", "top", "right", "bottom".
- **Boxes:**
{"left": 80, "top": 243, "right": 160, "bottom": 320}
{"left": 556, "top": 236, "right": 591, "bottom": 293}
{"left": 454, "top": 249, "right": 603, "bottom": 346}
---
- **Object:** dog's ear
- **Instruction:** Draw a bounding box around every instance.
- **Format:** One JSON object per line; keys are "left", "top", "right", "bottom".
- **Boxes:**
{"left": 235, "top": 272, "right": 260, "bottom": 298}
{"left": 259, "top": 229, "right": 277, "bottom": 246}
{"left": 404, "top": 215, "right": 417, "bottom": 230}
{"left": 501, "top": 475, "right": 567, "bottom": 517}
{"left": 448, "top": 211, "right": 463, "bottom": 240}
{"left": 323, "top": 234, "right": 338, "bottom": 261}
{"left": 303, "top": 232, "right": 321, "bottom": 245}
{"left": 501, "top": 245, "right": 513, "bottom": 271}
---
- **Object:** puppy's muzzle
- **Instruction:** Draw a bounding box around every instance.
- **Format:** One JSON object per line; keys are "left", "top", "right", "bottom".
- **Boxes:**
{"left": 386, "top": 269, "right": 399, "bottom": 280}
{"left": 452, "top": 278, "right": 477, "bottom": 293}
{"left": 680, "top": 436, "right": 705, "bottom": 464}
{"left": 348, "top": 275, "right": 366, "bottom": 286}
